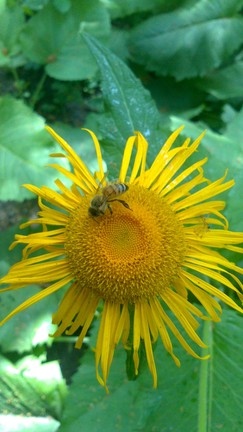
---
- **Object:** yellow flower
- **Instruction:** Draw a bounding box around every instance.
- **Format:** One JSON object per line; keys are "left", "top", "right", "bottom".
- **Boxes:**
{"left": 1, "top": 126, "right": 243, "bottom": 391}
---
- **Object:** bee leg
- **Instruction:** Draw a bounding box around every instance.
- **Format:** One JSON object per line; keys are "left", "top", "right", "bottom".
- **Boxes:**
{"left": 107, "top": 204, "right": 113, "bottom": 214}
{"left": 119, "top": 200, "right": 132, "bottom": 211}
{"left": 110, "top": 199, "right": 132, "bottom": 211}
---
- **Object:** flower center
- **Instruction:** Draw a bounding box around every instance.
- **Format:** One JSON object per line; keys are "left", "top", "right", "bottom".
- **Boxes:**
{"left": 65, "top": 185, "right": 186, "bottom": 302}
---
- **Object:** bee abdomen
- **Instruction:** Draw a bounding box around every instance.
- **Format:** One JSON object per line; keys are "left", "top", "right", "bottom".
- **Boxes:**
{"left": 115, "top": 183, "right": 128, "bottom": 195}
{"left": 103, "top": 183, "right": 128, "bottom": 197}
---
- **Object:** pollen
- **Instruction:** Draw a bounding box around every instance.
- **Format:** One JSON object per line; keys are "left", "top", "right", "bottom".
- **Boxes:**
{"left": 65, "top": 185, "right": 186, "bottom": 302}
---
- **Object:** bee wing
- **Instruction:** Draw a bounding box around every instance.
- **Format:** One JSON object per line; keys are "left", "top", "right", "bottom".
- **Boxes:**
{"left": 94, "top": 172, "right": 108, "bottom": 190}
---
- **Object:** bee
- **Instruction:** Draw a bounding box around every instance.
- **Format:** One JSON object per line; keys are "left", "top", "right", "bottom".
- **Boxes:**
{"left": 88, "top": 183, "right": 131, "bottom": 217}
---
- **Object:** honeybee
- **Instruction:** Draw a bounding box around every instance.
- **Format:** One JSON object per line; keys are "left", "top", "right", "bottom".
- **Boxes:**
{"left": 88, "top": 183, "right": 131, "bottom": 217}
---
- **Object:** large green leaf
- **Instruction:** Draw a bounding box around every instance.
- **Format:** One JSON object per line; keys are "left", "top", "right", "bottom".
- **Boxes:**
{"left": 0, "top": 5, "right": 26, "bottom": 68}
{"left": 0, "top": 415, "right": 59, "bottom": 432}
{"left": 0, "top": 96, "right": 69, "bottom": 201}
{"left": 59, "top": 311, "right": 243, "bottom": 432}
{"left": 21, "top": 0, "right": 50, "bottom": 12}
{"left": 104, "top": 0, "right": 170, "bottom": 18}
{"left": 20, "top": 0, "right": 110, "bottom": 80}
{"left": 83, "top": 33, "right": 162, "bottom": 174}
{"left": 220, "top": 106, "right": 243, "bottom": 232}
{"left": 129, "top": 0, "right": 243, "bottom": 79}
{"left": 0, "top": 284, "right": 59, "bottom": 353}
{"left": 222, "top": 104, "right": 243, "bottom": 145}
{"left": 144, "top": 75, "right": 205, "bottom": 113}
{"left": 0, "top": 356, "right": 66, "bottom": 427}
{"left": 196, "top": 61, "right": 243, "bottom": 99}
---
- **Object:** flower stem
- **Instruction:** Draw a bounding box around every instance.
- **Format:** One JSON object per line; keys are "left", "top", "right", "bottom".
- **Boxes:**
{"left": 198, "top": 320, "right": 211, "bottom": 432}
{"left": 29, "top": 71, "right": 47, "bottom": 108}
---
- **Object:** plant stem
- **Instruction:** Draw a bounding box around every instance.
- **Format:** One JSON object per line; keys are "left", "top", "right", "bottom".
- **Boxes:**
{"left": 198, "top": 320, "right": 211, "bottom": 432}
{"left": 30, "top": 71, "right": 47, "bottom": 108}
{"left": 11, "top": 68, "right": 22, "bottom": 97}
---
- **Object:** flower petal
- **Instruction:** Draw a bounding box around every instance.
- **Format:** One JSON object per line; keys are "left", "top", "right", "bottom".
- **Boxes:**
{"left": 82, "top": 128, "right": 105, "bottom": 183}
{"left": 0, "top": 276, "right": 73, "bottom": 326}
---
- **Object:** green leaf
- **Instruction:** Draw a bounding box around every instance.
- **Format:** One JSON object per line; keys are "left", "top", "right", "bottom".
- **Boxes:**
{"left": 223, "top": 104, "right": 243, "bottom": 145}
{"left": 0, "top": 355, "right": 66, "bottom": 422}
{"left": 0, "top": 285, "right": 59, "bottom": 353}
{"left": 0, "top": 96, "right": 69, "bottom": 201}
{"left": 52, "top": 0, "right": 71, "bottom": 13}
{"left": 221, "top": 106, "right": 243, "bottom": 232}
{"left": 0, "top": 5, "right": 26, "bottom": 68}
{"left": 22, "top": 0, "right": 49, "bottom": 12}
{"left": 0, "top": 415, "right": 59, "bottom": 432}
{"left": 145, "top": 75, "right": 205, "bottom": 113}
{"left": 129, "top": 0, "right": 243, "bottom": 79}
{"left": 196, "top": 61, "right": 243, "bottom": 99}
{"left": 82, "top": 33, "right": 162, "bottom": 173}
{"left": 20, "top": 0, "right": 110, "bottom": 80}
{"left": 0, "top": 226, "right": 24, "bottom": 267}
{"left": 107, "top": 28, "right": 130, "bottom": 62}
{"left": 58, "top": 311, "right": 243, "bottom": 432}
{"left": 105, "top": 0, "right": 169, "bottom": 19}
{"left": 207, "top": 312, "right": 243, "bottom": 431}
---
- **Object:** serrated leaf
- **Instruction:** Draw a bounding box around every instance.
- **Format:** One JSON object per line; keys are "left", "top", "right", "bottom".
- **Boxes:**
{"left": 0, "top": 96, "right": 69, "bottom": 201}
{"left": 196, "top": 61, "right": 243, "bottom": 99}
{"left": 20, "top": 0, "right": 110, "bottom": 80}
{"left": 129, "top": 0, "right": 243, "bottom": 79}
{"left": 58, "top": 311, "right": 243, "bottom": 432}
{"left": 83, "top": 33, "right": 162, "bottom": 173}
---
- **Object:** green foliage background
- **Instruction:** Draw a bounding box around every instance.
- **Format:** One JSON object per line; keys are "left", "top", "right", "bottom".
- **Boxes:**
{"left": 0, "top": 0, "right": 243, "bottom": 431}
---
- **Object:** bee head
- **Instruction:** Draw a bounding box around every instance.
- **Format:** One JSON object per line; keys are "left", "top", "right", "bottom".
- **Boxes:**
{"left": 88, "top": 207, "right": 100, "bottom": 217}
